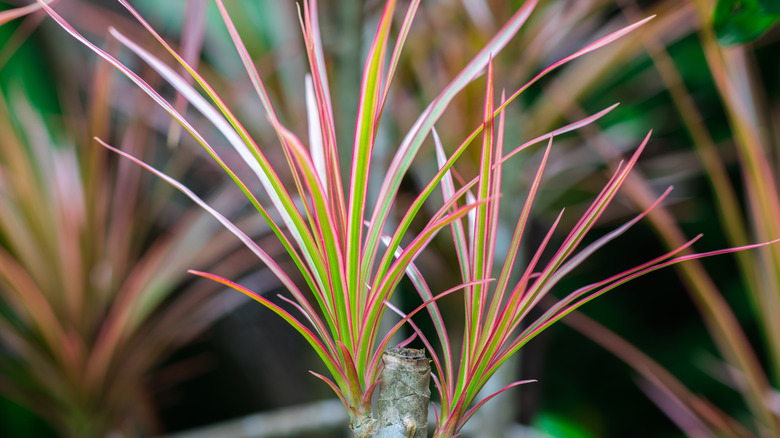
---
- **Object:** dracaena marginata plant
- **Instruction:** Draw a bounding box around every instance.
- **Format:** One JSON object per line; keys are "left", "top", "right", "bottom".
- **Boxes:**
{"left": 35, "top": 0, "right": 780, "bottom": 436}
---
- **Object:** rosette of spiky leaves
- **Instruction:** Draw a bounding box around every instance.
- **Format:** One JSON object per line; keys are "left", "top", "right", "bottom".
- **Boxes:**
{"left": 384, "top": 53, "right": 780, "bottom": 438}
{"left": 34, "top": 0, "right": 677, "bottom": 433}
{"left": 441, "top": 2, "right": 780, "bottom": 435}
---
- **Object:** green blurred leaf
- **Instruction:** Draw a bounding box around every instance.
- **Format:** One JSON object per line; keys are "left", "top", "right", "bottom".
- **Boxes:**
{"left": 0, "top": 397, "right": 56, "bottom": 438}
{"left": 713, "top": 0, "right": 780, "bottom": 45}
{"left": 534, "top": 412, "right": 599, "bottom": 438}
{"left": 762, "top": 0, "right": 780, "bottom": 13}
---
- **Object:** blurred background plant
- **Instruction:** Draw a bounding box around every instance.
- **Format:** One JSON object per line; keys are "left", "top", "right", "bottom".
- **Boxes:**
{"left": 2, "top": 0, "right": 780, "bottom": 437}
{"left": 0, "top": 1, "right": 277, "bottom": 436}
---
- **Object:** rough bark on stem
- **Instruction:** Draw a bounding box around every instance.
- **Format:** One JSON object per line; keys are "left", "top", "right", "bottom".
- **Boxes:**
{"left": 375, "top": 348, "right": 430, "bottom": 438}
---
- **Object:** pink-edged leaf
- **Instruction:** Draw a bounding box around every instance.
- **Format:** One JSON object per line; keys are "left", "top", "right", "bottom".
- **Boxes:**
{"left": 298, "top": 0, "right": 345, "bottom": 228}
{"left": 367, "top": 11, "right": 646, "bottom": 282}
{"left": 108, "top": 29, "right": 266, "bottom": 181}
{"left": 512, "top": 131, "right": 653, "bottom": 327}
{"left": 496, "top": 103, "right": 620, "bottom": 178}
{"left": 36, "top": 1, "right": 317, "bottom": 298}
{"left": 549, "top": 186, "right": 674, "bottom": 287}
{"left": 497, "top": 15, "right": 655, "bottom": 116}
{"left": 310, "top": 370, "right": 349, "bottom": 411}
{"left": 509, "top": 208, "right": 698, "bottom": 358}
{"left": 431, "top": 380, "right": 443, "bottom": 418}
{"left": 271, "top": 120, "right": 352, "bottom": 343}
{"left": 429, "top": 102, "right": 615, "bottom": 286}
{"left": 486, "top": 89, "right": 506, "bottom": 281}
{"left": 336, "top": 341, "right": 363, "bottom": 402}
{"left": 107, "top": 1, "right": 324, "bottom": 281}
{"left": 434, "top": 128, "right": 471, "bottom": 282}
{"left": 488, "top": 138, "right": 552, "bottom": 323}
{"left": 276, "top": 294, "right": 322, "bottom": 339}
{"left": 469, "top": 58, "right": 497, "bottom": 344}
{"left": 465, "top": 138, "right": 551, "bottom": 365}
{"left": 210, "top": 0, "right": 279, "bottom": 122}
{"left": 366, "top": 198, "right": 493, "bottom": 329}
{"left": 671, "top": 238, "right": 780, "bottom": 261}
{"left": 395, "top": 332, "right": 419, "bottom": 349}
{"left": 485, "top": 209, "right": 564, "bottom": 355}
{"left": 109, "top": 27, "right": 304, "bottom": 237}
{"left": 345, "top": 0, "right": 398, "bottom": 329}
{"left": 496, "top": 236, "right": 780, "bottom": 376}
{"left": 361, "top": 379, "right": 382, "bottom": 414}
{"left": 361, "top": 186, "right": 490, "bottom": 374}
{"left": 98, "top": 141, "right": 295, "bottom": 295}
{"left": 96, "top": 139, "right": 338, "bottom": 357}
{"left": 363, "top": 0, "right": 538, "bottom": 285}
{"left": 369, "top": 279, "right": 490, "bottom": 387}
{"left": 376, "top": 103, "right": 619, "bottom": 308}
{"left": 108, "top": 21, "right": 341, "bottom": 344}
{"left": 371, "top": 148, "right": 485, "bottom": 306}
{"left": 271, "top": 120, "right": 340, "bottom": 256}
{"left": 191, "top": 270, "right": 346, "bottom": 388}
{"left": 456, "top": 379, "right": 537, "bottom": 430}
{"left": 209, "top": 0, "right": 340, "bottom": 253}
{"left": 374, "top": 225, "right": 454, "bottom": 391}
{"left": 305, "top": 74, "right": 327, "bottom": 189}
{"left": 535, "top": 234, "right": 703, "bottom": 335}
{"left": 35, "top": 2, "right": 219, "bottom": 167}
{"left": 503, "top": 238, "right": 704, "bottom": 367}
{"left": 378, "top": 0, "right": 422, "bottom": 111}
{"left": 465, "top": 190, "right": 477, "bottom": 255}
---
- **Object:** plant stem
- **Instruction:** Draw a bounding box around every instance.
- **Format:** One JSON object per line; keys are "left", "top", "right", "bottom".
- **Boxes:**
{"left": 374, "top": 348, "right": 430, "bottom": 438}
